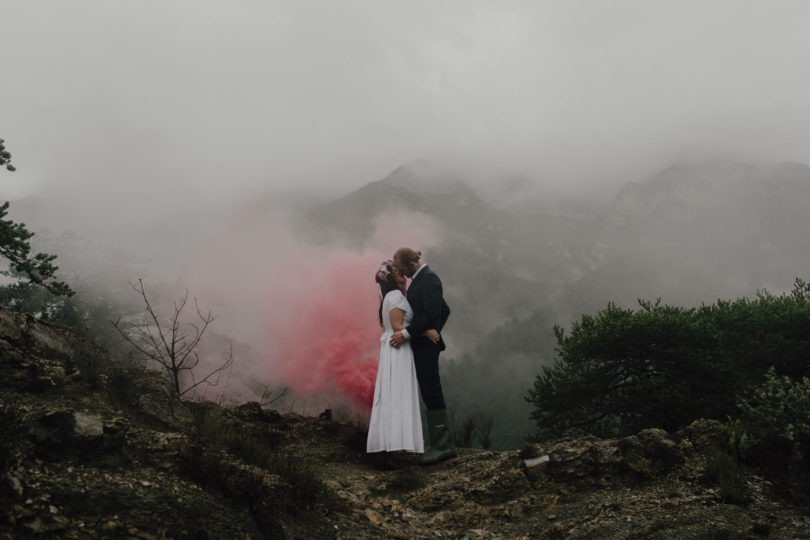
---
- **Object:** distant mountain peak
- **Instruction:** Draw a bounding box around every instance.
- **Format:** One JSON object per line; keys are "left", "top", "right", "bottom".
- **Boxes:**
{"left": 380, "top": 160, "right": 474, "bottom": 197}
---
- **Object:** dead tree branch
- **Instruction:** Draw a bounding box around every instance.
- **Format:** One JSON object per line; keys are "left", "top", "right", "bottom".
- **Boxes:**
{"left": 112, "top": 279, "right": 234, "bottom": 397}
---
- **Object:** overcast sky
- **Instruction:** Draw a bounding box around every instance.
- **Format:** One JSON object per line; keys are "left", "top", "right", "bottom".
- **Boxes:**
{"left": 3, "top": 1, "right": 810, "bottom": 210}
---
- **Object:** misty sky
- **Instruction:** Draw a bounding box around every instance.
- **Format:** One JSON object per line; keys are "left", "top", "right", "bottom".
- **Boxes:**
{"left": 3, "top": 1, "right": 810, "bottom": 214}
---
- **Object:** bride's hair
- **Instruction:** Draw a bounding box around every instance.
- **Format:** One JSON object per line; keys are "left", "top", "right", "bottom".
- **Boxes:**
{"left": 394, "top": 247, "right": 421, "bottom": 265}
{"left": 375, "top": 261, "right": 403, "bottom": 327}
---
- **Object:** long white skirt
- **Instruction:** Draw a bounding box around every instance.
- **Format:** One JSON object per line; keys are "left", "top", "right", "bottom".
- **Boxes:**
{"left": 366, "top": 334, "right": 424, "bottom": 453}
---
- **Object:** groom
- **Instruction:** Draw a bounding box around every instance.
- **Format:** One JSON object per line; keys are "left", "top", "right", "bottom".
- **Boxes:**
{"left": 390, "top": 247, "right": 456, "bottom": 465}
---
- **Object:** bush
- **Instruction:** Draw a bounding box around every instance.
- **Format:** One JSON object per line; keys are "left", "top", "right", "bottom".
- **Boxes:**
{"left": 527, "top": 278, "right": 810, "bottom": 441}
{"left": 738, "top": 367, "right": 810, "bottom": 442}
{"left": 721, "top": 417, "right": 758, "bottom": 462}
{"left": 730, "top": 369, "right": 810, "bottom": 504}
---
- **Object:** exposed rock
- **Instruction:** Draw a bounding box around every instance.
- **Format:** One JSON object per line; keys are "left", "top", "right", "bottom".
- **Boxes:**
{"left": 363, "top": 508, "right": 385, "bottom": 526}
{"left": 676, "top": 417, "right": 726, "bottom": 451}
{"left": 73, "top": 411, "right": 104, "bottom": 438}
{"left": 232, "top": 400, "right": 284, "bottom": 423}
{"left": 1, "top": 474, "right": 23, "bottom": 498}
{"left": 522, "top": 428, "right": 684, "bottom": 488}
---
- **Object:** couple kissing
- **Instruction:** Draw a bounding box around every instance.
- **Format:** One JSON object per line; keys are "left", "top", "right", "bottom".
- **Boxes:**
{"left": 366, "top": 247, "right": 455, "bottom": 469}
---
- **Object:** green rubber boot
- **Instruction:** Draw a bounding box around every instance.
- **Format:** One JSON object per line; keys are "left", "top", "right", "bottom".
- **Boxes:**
{"left": 418, "top": 409, "right": 457, "bottom": 466}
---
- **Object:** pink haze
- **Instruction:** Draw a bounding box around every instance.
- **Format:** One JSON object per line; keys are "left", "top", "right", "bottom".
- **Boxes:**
{"left": 179, "top": 194, "right": 442, "bottom": 414}
{"left": 269, "top": 251, "right": 383, "bottom": 412}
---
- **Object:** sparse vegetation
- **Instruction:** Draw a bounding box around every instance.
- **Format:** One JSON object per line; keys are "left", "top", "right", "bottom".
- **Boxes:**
{"left": 258, "top": 384, "right": 290, "bottom": 408}
{"left": 183, "top": 406, "right": 331, "bottom": 513}
{"left": 478, "top": 416, "right": 495, "bottom": 450}
{"left": 457, "top": 416, "right": 476, "bottom": 448}
{"left": 704, "top": 452, "right": 749, "bottom": 504}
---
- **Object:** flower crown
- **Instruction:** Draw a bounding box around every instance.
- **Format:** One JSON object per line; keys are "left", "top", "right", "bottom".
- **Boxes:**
{"left": 375, "top": 260, "right": 394, "bottom": 284}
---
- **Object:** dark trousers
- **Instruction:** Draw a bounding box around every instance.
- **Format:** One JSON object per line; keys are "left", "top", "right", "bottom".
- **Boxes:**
{"left": 413, "top": 343, "right": 446, "bottom": 410}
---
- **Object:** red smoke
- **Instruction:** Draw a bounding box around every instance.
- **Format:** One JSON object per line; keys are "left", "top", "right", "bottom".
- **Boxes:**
{"left": 268, "top": 250, "right": 383, "bottom": 412}
{"left": 180, "top": 197, "right": 442, "bottom": 415}
{"left": 263, "top": 209, "right": 443, "bottom": 414}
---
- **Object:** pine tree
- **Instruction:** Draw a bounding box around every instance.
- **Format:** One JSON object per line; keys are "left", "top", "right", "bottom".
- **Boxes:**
{"left": 0, "top": 138, "right": 73, "bottom": 297}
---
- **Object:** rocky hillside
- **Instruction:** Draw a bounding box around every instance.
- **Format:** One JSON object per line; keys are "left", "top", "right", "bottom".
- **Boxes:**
{"left": 2, "top": 305, "right": 810, "bottom": 539}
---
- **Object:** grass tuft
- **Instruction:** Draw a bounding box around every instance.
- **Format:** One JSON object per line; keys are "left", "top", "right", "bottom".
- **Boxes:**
{"left": 183, "top": 406, "right": 331, "bottom": 514}
{"left": 705, "top": 452, "right": 750, "bottom": 504}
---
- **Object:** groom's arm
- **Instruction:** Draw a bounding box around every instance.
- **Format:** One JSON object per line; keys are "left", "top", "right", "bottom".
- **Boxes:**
{"left": 403, "top": 273, "right": 443, "bottom": 339}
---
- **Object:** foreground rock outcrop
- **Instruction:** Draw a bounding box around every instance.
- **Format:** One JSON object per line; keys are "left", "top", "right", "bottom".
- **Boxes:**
{"left": 2, "top": 305, "right": 810, "bottom": 539}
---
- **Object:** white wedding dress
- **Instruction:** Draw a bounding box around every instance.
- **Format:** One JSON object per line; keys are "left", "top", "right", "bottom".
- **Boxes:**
{"left": 366, "top": 289, "right": 424, "bottom": 453}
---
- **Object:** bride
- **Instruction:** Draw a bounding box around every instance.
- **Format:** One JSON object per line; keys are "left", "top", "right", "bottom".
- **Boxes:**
{"left": 366, "top": 260, "right": 439, "bottom": 468}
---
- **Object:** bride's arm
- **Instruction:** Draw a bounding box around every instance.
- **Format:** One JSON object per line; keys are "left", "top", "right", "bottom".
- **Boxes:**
{"left": 389, "top": 308, "right": 406, "bottom": 331}
{"left": 390, "top": 308, "right": 440, "bottom": 343}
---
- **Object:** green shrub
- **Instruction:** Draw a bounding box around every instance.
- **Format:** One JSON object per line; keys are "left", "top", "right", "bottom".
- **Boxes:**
{"left": 731, "top": 369, "right": 810, "bottom": 504}
{"left": 721, "top": 417, "right": 758, "bottom": 461}
{"left": 527, "top": 278, "right": 810, "bottom": 441}
{"left": 738, "top": 367, "right": 810, "bottom": 441}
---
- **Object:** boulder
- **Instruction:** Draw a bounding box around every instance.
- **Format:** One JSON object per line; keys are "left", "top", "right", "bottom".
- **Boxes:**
{"left": 525, "top": 429, "right": 684, "bottom": 486}
{"left": 675, "top": 419, "right": 725, "bottom": 452}
{"left": 29, "top": 410, "right": 128, "bottom": 454}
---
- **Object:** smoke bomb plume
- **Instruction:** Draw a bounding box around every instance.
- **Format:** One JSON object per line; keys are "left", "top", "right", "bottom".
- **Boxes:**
{"left": 175, "top": 200, "right": 442, "bottom": 414}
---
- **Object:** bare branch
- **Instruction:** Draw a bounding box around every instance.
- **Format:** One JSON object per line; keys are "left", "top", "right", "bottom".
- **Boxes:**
{"left": 133, "top": 279, "right": 174, "bottom": 360}
{"left": 111, "top": 318, "right": 162, "bottom": 360}
{"left": 260, "top": 385, "right": 290, "bottom": 407}
{"left": 112, "top": 280, "right": 235, "bottom": 398}
{"left": 180, "top": 340, "right": 234, "bottom": 397}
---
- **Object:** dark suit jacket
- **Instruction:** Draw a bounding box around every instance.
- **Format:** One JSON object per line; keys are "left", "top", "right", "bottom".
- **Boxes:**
{"left": 406, "top": 265, "right": 451, "bottom": 351}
